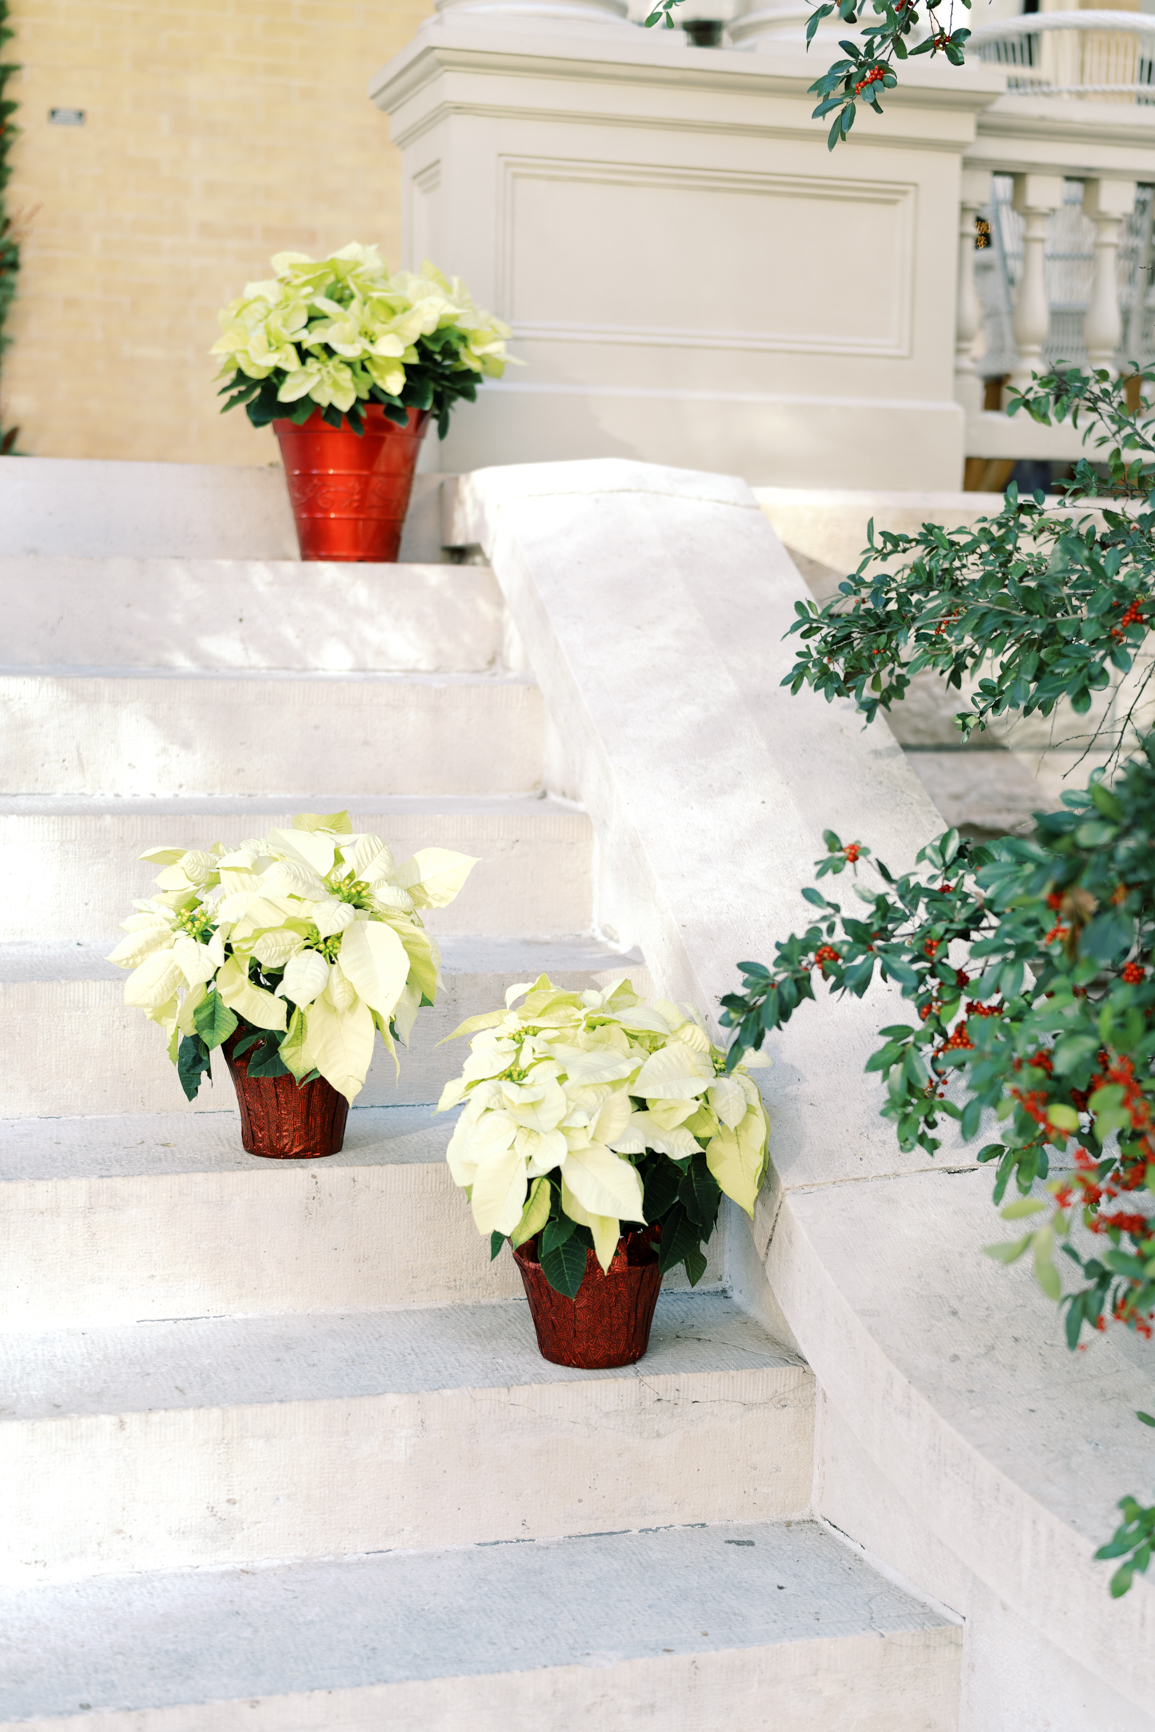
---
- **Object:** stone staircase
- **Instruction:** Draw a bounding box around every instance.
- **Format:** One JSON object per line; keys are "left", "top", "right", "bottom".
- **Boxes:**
{"left": 0, "top": 459, "right": 961, "bottom": 1729}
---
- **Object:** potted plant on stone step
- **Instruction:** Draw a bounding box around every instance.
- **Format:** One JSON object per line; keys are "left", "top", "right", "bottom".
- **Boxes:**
{"left": 108, "top": 812, "right": 476, "bottom": 1158}
{"left": 439, "top": 975, "right": 770, "bottom": 1369}
{"left": 211, "top": 244, "right": 514, "bottom": 563}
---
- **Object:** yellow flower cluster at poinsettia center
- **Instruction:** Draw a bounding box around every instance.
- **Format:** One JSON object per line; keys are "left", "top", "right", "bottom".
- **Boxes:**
{"left": 210, "top": 243, "right": 514, "bottom": 415}
{"left": 438, "top": 975, "right": 771, "bottom": 1271}
{"left": 107, "top": 811, "right": 476, "bottom": 1103}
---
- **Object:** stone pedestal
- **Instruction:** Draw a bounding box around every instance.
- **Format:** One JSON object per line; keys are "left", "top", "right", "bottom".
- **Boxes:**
{"left": 372, "top": 24, "right": 1002, "bottom": 488}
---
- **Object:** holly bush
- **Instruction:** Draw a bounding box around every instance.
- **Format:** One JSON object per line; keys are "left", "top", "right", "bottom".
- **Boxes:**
{"left": 788, "top": 367, "right": 1155, "bottom": 762}
{"left": 722, "top": 367, "right": 1155, "bottom": 1597}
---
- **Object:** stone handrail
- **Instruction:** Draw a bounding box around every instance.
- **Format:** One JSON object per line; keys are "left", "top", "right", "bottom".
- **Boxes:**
{"left": 444, "top": 457, "right": 1155, "bottom": 1726}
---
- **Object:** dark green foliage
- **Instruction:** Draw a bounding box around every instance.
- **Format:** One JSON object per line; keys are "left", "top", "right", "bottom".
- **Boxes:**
{"left": 493, "top": 1145, "right": 725, "bottom": 1300}
{"left": 723, "top": 762, "right": 1155, "bottom": 1593}
{"left": 723, "top": 365, "right": 1155, "bottom": 1598}
{"left": 241, "top": 1030, "right": 292, "bottom": 1079}
{"left": 176, "top": 1034, "right": 213, "bottom": 1103}
{"left": 218, "top": 320, "right": 480, "bottom": 441}
{"left": 787, "top": 368, "right": 1155, "bottom": 764}
{"left": 541, "top": 1230, "right": 590, "bottom": 1300}
{"left": 176, "top": 1010, "right": 302, "bottom": 1100}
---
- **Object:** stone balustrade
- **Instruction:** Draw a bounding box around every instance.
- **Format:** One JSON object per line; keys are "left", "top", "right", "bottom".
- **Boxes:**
{"left": 956, "top": 97, "right": 1155, "bottom": 461}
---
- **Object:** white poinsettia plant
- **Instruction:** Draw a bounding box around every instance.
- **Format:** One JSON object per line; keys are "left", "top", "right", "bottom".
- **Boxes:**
{"left": 438, "top": 975, "right": 770, "bottom": 1298}
{"left": 108, "top": 812, "right": 476, "bottom": 1104}
{"left": 211, "top": 243, "right": 515, "bottom": 438}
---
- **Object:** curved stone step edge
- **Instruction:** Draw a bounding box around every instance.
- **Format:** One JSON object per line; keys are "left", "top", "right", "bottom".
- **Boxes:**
{"left": 759, "top": 1165, "right": 1155, "bottom": 1719}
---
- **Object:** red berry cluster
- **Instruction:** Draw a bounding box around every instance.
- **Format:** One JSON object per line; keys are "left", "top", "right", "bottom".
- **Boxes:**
{"left": 843, "top": 843, "right": 861, "bottom": 864}
{"left": 813, "top": 944, "right": 841, "bottom": 976}
{"left": 1110, "top": 598, "right": 1147, "bottom": 640}
{"left": 1122, "top": 961, "right": 1145, "bottom": 984}
{"left": 852, "top": 66, "right": 886, "bottom": 95}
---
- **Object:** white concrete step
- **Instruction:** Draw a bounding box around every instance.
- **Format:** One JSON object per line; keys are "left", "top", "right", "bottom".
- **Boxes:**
{"left": 0, "top": 455, "right": 301, "bottom": 561}
{"left": 0, "top": 1521, "right": 961, "bottom": 1731}
{"left": 0, "top": 1295, "right": 812, "bottom": 1583}
{"left": 0, "top": 1105, "right": 722, "bottom": 1330}
{"left": 905, "top": 747, "right": 1092, "bottom": 838}
{"left": 0, "top": 937, "right": 647, "bottom": 1116}
{"left": 0, "top": 672, "right": 542, "bottom": 797}
{"left": 0, "top": 795, "right": 592, "bottom": 941}
{"left": 0, "top": 557, "right": 501, "bottom": 672}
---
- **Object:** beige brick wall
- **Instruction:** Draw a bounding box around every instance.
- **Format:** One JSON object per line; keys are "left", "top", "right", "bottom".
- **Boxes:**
{"left": 2, "top": 0, "right": 435, "bottom": 464}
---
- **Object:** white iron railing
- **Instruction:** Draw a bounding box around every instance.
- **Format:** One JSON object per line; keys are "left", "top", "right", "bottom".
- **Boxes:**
{"left": 970, "top": 10, "right": 1155, "bottom": 101}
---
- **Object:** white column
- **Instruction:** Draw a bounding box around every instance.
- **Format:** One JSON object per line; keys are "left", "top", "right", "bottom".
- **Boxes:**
{"left": 1009, "top": 173, "right": 1065, "bottom": 394}
{"left": 728, "top": 0, "right": 812, "bottom": 45}
{"left": 955, "top": 167, "right": 991, "bottom": 416}
{"left": 1083, "top": 178, "right": 1136, "bottom": 376}
{"left": 433, "top": 0, "right": 629, "bottom": 22}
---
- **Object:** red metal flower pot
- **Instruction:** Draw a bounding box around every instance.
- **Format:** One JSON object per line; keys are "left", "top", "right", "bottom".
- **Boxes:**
{"left": 221, "top": 1031, "right": 349, "bottom": 1159}
{"left": 513, "top": 1230, "right": 662, "bottom": 1369}
{"left": 272, "top": 403, "right": 431, "bottom": 563}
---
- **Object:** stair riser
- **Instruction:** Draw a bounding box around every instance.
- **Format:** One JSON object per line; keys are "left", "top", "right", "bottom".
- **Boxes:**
{"left": 1, "top": 965, "right": 650, "bottom": 1116}
{"left": 0, "top": 1160, "right": 721, "bottom": 1330}
{"left": 0, "top": 810, "right": 592, "bottom": 941}
{"left": 0, "top": 1627, "right": 962, "bottom": 1732}
{"left": 0, "top": 678, "right": 542, "bottom": 796}
{"left": 1, "top": 558, "right": 502, "bottom": 673}
{"left": 0, "top": 1367, "right": 814, "bottom": 1582}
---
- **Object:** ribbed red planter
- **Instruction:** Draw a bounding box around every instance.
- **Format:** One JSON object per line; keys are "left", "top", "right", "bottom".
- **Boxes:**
{"left": 513, "top": 1231, "right": 662, "bottom": 1369}
{"left": 222, "top": 1031, "right": 348, "bottom": 1159}
{"left": 272, "top": 403, "right": 431, "bottom": 563}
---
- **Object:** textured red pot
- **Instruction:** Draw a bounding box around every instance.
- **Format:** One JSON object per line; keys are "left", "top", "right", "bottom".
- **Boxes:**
{"left": 272, "top": 403, "right": 431, "bottom": 563}
{"left": 513, "top": 1230, "right": 662, "bottom": 1369}
{"left": 222, "top": 1031, "right": 349, "bottom": 1159}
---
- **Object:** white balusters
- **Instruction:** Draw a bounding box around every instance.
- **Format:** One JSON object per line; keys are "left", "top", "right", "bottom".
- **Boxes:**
{"left": 1082, "top": 178, "right": 1136, "bottom": 375}
{"left": 955, "top": 168, "right": 991, "bottom": 415}
{"left": 1009, "top": 173, "right": 1065, "bottom": 393}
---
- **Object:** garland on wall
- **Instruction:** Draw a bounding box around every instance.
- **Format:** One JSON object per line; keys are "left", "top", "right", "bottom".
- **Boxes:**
{"left": 0, "top": 0, "right": 19, "bottom": 455}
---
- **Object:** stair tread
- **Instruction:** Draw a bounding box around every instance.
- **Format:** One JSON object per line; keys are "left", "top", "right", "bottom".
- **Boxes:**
{"left": 1, "top": 1105, "right": 451, "bottom": 1181}
{"left": 0, "top": 667, "right": 529, "bottom": 685}
{"left": 0, "top": 1293, "right": 795, "bottom": 1420}
{"left": 0, "top": 791, "right": 582, "bottom": 819}
{"left": 0, "top": 933, "right": 639, "bottom": 984}
{"left": 0, "top": 1520, "right": 953, "bottom": 1721}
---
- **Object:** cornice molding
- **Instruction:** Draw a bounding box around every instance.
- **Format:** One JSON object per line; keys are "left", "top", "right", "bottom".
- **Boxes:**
{"left": 370, "top": 24, "right": 1004, "bottom": 124}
